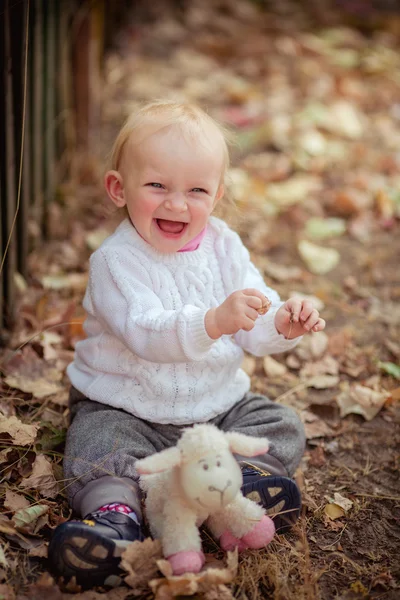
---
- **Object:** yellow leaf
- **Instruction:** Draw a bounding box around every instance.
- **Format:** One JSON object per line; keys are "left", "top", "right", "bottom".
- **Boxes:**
{"left": 324, "top": 503, "right": 345, "bottom": 520}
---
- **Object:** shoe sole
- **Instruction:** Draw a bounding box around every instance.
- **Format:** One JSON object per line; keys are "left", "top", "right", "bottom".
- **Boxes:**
{"left": 241, "top": 475, "right": 301, "bottom": 534}
{"left": 48, "top": 521, "right": 132, "bottom": 589}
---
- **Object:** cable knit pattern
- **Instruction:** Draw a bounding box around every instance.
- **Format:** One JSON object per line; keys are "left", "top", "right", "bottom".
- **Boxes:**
{"left": 67, "top": 217, "right": 300, "bottom": 424}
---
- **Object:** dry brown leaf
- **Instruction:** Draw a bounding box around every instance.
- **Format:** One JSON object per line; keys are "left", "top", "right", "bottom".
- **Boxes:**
{"left": 150, "top": 549, "right": 238, "bottom": 599}
{"left": 4, "top": 489, "right": 30, "bottom": 512}
{"left": 203, "top": 584, "right": 234, "bottom": 600}
{"left": 333, "top": 492, "right": 353, "bottom": 512}
{"left": 336, "top": 383, "right": 390, "bottom": 421}
{"left": 19, "top": 454, "right": 60, "bottom": 499}
{"left": 295, "top": 332, "right": 329, "bottom": 361}
{"left": 0, "top": 584, "right": 15, "bottom": 600}
{"left": 121, "top": 538, "right": 163, "bottom": 592}
{"left": 28, "top": 542, "right": 49, "bottom": 558}
{"left": 263, "top": 262, "right": 303, "bottom": 282}
{"left": 301, "top": 410, "right": 336, "bottom": 439}
{"left": 263, "top": 356, "right": 288, "bottom": 378}
{"left": 3, "top": 346, "right": 63, "bottom": 399}
{"left": 300, "top": 355, "right": 339, "bottom": 378}
{"left": 241, "top": 355, "right": 256, "bottom": 376}
{"left": 0, "top": 415, "right": 39, "bottom": 446}
{"left": 307, "top": 375, "right": 340, "bottom": 389}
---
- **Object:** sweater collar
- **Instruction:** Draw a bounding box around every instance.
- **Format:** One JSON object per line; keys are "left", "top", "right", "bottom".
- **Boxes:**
{"left": 115, "top": 219, "right": 213, "bottom": 265}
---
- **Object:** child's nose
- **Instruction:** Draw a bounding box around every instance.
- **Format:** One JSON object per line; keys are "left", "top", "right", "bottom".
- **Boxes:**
{"left": 164, "top": 193, "right": 187, "bottom": 212}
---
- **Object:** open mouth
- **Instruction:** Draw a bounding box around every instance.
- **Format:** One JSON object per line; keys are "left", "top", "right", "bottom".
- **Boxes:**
{"left": 155, "top": 219, "right": 187, "bottom": 236}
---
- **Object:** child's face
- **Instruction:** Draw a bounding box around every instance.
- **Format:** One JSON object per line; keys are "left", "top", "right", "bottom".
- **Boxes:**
{"left": 106, "top": 127, "right": 225, "bottom": 253}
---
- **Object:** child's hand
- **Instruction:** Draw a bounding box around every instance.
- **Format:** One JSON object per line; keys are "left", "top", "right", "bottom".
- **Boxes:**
{"left": 274, "top": 297, "right": 325, "bottom": 339}
{"left": 205, "top": 289, "right": 267, "bottom": 339}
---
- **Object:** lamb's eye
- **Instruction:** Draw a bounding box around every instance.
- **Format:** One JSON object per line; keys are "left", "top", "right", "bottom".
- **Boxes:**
{"left": 203, "top": 464, "right": 209, "bottom": 471}
{"left": 216, "top": 461, "right": 221, "bottom": 467}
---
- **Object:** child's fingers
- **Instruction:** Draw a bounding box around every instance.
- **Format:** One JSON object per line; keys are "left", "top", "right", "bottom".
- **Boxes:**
{"left": 302, "top": 309, "right": 320, "bottom": 331}
{"left": 246, "top": 295, "right": 263, "bottom": 310}
{"left": 245, "top": 306, "right": 261, "bottom": 321}
{"left": 299, "top": 300, "right": 315, "bottom": 323}
{"left": 242, "top": 289, "right": 266, "bottom": 305}
{"left": 312, "top": 318, "right": 326, "bottom": 332}
{"left": 286, "top": 297, "right": 302, "bottom": 322}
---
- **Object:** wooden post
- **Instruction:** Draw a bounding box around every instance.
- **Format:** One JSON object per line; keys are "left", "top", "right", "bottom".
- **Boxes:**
{"left": 43, "top": 0, "right": 56, "bottom": 238}
{"left": 32, "top": 0, "right": 43, "bottom": 235}
{"left": 2, "top": 0, "right": 18, "bottom": 328}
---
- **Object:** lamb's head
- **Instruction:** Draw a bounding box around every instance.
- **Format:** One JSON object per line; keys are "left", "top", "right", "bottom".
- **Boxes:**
{"left": 136, "top": 424, "right": 269, "bottom": 513}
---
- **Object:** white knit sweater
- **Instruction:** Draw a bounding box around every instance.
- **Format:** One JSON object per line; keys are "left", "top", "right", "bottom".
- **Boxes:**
{"left": 67, "top": 217, "right": 300, "bottom": 424}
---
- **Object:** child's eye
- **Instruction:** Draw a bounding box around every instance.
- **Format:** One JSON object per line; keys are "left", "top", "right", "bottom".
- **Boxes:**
{"left": 191, "top": 187, "right": 207, "bottom": 193}
{"left": 147, "top": 182, "right": 163, "bottom": 189}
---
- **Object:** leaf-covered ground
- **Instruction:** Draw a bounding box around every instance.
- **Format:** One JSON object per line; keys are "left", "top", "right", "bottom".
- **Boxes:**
{"left": 1, "top": 1, "right": 400, "bottom": 599}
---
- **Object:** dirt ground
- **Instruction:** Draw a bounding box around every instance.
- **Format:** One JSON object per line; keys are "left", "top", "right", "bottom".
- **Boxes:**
{"left": 1, "top": 1, "right": 400, "bottom": 599}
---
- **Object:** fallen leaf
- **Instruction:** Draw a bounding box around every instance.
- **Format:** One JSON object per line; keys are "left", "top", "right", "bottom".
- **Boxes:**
{"left": 0, "top": 415, "right": 39, "bottom": 446}
{"left": 307, "top": 375, "right": 340, "bottom": 389}
{"left": 301, "top": 410, "right": 336, "bottom": 439}
{"left": 28, "top": 542, "right": 49, "bottom": 558}
{"left": 121, "top": 538, "right": 163, "bottom": 591}
{"left": 336, "top": 383, "right": 390, "bottom": 421}
{"left": 298, "top": 240, "right": 340, "bottom": 275}
{"left": 266, "top": 175, "right": 321, "bottom": 208}
{"left": 0, "top": 544, "right": 8, "bottom": 570}
{"left": 86, "top": 228, "right": 111, "bottom": 251}
{"left": 263, "top": 262, "right": 303, "bottom": 282}
{"left": 0, "top": 584, "right": 15, "bottom": 600}
{"left": 378, "top": 361, "right": 400, "bottom": 380}
{"left": 300, "top": 355, "right": 339, "bottom": 379}
{"left": 241, "top": 355, "right": 256, "bottom": 376}
{"left": 150, "top": 549, "right": 238, "bottom": 599}
{"left": 305, "top": 217, "right": 346, "bottom": 239}
{"left": 333, "top": 492, "right": 353, "bottom": 512}
{"left": 308, "top": 446, "right": 326, "bottom": 467}
{"left": 263, "top": 356, "right": 288, "bottom": 378}
{"left": 19, "top": 454, "right": 60, "bottom": 499}
{"left": 3, "top": 347, "right": 63, "bottom": 399}
{"left": 12, "top": 505, "right": 49, "bottom": 531}
{"left": 4, "top": 490, "right": 30, "bottom": 512}
{"left": 295, "top": 332, "right": 329, "bottom": 361}
{"left": 324, "top": 503, "right": 345, "bottom": 520}
{"left": 41, "top": 273, "right": 88, "bottom": 292}
{"left": 37, "top": 331, "right": 63, "bottom": 361}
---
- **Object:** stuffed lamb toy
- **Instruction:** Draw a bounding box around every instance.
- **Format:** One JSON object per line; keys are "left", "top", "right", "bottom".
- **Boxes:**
{"left": 136, "top": 423, "right": 275, "bottom": 576}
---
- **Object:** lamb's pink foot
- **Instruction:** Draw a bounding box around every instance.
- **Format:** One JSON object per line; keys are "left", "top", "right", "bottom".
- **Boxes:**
{"left": 240, "top": 515, "right": 275, "bottom": 549}
{"left": 219, "top": 530, "right": 248, "bottom": 552}
{"left": 167, "top": 550, "right": 205, "bottom": 575}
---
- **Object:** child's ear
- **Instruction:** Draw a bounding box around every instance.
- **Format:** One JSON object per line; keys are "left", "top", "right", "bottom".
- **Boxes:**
{"left": 105, "top": 170, "right": 125, "bottom": 208}
{"left": 214, "top": 184, "right": 224, "bottom": 206}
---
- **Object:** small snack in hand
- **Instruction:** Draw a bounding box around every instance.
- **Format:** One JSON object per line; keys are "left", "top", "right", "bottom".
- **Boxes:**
{"left": 257, "top": 296, "right": 271, "bottom": 315}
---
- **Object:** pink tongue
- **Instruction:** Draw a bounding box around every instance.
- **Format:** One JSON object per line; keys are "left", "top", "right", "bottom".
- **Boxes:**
{"left": 157, "top": 219, "right": 185, "bottom": 233}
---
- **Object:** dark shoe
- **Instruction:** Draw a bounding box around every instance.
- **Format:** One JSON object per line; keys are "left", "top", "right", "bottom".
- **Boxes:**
{"left": 48, "top": 511, "right": 145, "bottom": 589}
{"left": 241, "top": 464, "right": 301, "bottom": 534}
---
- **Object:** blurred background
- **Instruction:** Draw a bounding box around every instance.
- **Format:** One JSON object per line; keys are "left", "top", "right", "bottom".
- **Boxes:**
{"left": 1, "top": 2, "right": 400, "bottom": 598}
{"left": 1, "top": 0, "right": 400, "bottom": 331}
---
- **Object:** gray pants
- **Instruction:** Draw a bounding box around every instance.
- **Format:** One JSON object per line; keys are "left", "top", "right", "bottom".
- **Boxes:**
{"left": 64, "top": 388, "right": 305, "bottom": 520}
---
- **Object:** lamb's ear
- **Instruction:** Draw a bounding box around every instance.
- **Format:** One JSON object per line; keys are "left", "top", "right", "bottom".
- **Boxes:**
{"left": 225, "top": 431, "right": 269, "bottom": 457}
{"left": 136, "top": 447, "right": 181, "bottom": 475}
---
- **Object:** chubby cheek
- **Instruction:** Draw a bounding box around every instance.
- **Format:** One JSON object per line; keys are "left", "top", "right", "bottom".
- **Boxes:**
{"left": 191, "top": 202, "right": 214, "bottom": 228}
{"left": 130, "top": 193, "right": 161, "bottom": 227}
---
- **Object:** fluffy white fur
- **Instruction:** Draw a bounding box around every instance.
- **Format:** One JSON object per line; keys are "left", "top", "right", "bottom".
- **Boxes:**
{"left": 136, "top": 424, "right": 270, "bottom": 559}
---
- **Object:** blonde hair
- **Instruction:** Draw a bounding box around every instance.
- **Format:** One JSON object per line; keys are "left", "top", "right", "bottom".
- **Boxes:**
{"left": 110, "top": 100, "right": 233, "bottom": 178}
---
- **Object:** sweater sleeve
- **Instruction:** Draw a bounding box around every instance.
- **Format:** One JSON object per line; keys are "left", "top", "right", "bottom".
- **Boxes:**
{"left": 233, "top": 252, "right": 302, "bottom": 357}
{"left": 84, "top": 247, "right": 216, "bottom": 363}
